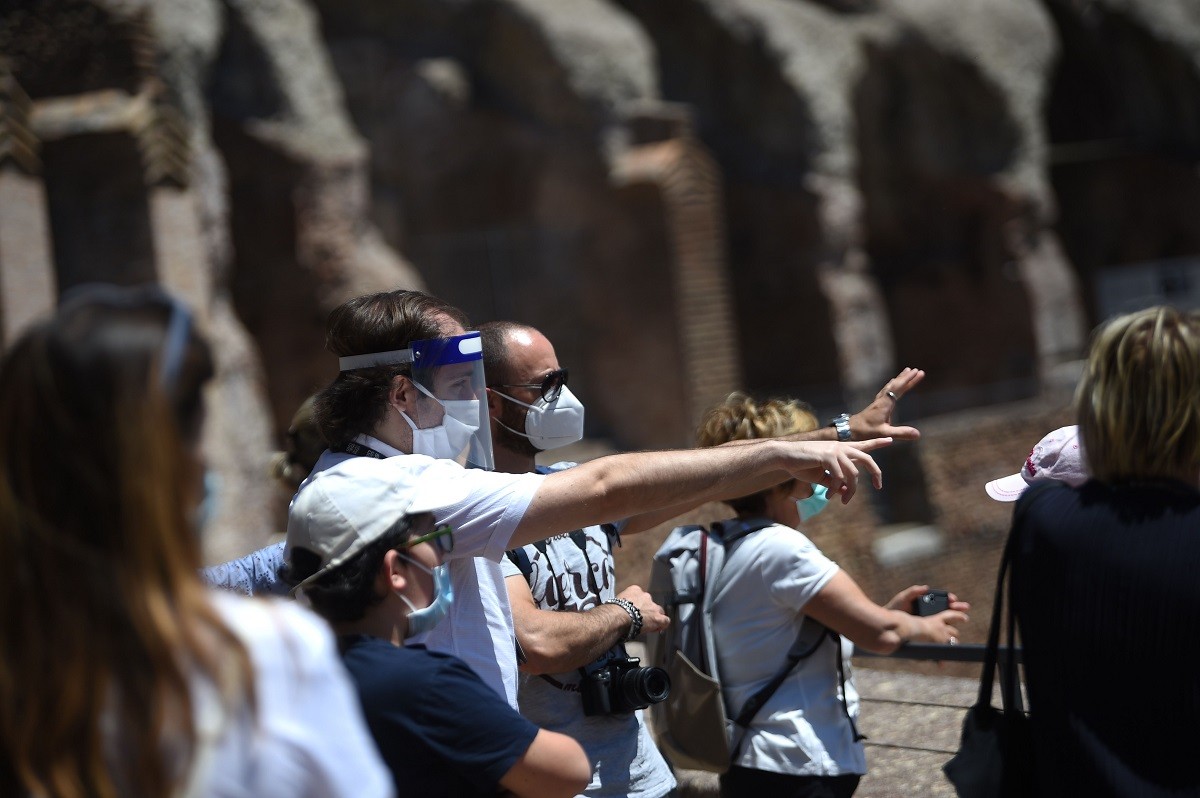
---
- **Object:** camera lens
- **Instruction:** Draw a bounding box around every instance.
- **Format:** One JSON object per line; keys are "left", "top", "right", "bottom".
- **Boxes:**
{"left": 615, "top": 666, "right": 671, "bottom": 710}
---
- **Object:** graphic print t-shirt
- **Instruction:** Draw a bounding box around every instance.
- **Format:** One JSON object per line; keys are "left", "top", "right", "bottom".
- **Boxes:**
{"left": 500, "top": 463, "right": 675, "bottom": 798}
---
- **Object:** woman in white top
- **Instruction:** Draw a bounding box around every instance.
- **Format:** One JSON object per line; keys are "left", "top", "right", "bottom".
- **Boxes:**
{"left": 0, "top": 285, "right": 391, "bottom": 798}
{"left": 696, "top": 392, "right": 968, "bottom": 798}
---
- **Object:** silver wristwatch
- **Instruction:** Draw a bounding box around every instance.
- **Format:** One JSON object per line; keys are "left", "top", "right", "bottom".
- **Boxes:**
{"left": 831, "top": 413, "right": 852, "bottom": 442}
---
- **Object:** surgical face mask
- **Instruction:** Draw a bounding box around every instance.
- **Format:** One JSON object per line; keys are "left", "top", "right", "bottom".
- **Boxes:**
{"left": 396, "top": 558, "right": 454, "bottom": 638}
{"left": 193, "top": 470, "right": 220, "bottom": 532}
{"left": 493, "top": 386, "right": 585, "bottom": 451}
{"left": 398, "top": 382, "right": 480, "bottom": 461}
{"left": 796, "top": 484, "right": 830, "bottom": 523}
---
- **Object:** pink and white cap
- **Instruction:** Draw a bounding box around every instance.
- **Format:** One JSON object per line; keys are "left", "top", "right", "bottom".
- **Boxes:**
{"left": 985, "top": 425, "right": 1088, "bottom": 502}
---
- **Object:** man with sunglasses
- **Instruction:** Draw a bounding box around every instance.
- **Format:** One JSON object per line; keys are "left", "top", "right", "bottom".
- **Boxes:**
{"left": 282, "top": 456, "right": 591, "bottom": 798}
{"left": 482, "top": 321, "right": 677, "bottom": 798}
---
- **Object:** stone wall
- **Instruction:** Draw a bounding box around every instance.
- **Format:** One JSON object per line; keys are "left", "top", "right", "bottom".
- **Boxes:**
{"left": 3, "top": 0, "right": 1199, "bottom": 562}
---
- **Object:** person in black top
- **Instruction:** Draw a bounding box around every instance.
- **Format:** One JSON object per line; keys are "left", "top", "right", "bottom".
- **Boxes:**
{"left": 1011, "top": 305, "right": 1200, "bottom": 797}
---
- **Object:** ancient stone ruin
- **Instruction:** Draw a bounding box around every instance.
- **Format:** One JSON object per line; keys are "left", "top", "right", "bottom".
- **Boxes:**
{"left": 2, "top": 0, "right": 1199, "bottom": 582}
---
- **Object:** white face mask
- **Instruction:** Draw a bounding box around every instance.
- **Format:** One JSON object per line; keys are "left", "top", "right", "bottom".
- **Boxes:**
{"left": 398, "top": 382, "right": 481, "bottom": 462}
{"left": 493, "top": 385, "right": 585, "bottom": 451}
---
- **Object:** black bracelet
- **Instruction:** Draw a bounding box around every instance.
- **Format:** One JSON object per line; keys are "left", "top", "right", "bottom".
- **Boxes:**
{"left": 604, "top": 597, "right": 643, "bottom": 641}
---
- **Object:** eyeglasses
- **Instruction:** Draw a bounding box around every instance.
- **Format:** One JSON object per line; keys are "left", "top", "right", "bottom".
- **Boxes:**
{"left": 493, "top": 368, "right": 568, "bottom": 404}
{"left": 403, "top": 523, "right": 455, "bottom": 555}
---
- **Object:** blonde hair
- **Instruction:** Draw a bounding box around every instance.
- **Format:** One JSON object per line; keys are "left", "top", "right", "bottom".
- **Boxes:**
{"left": 696, "top": 393, "right": 819, "bottom": 515}
{"left": 696, "top": 392, "right": 819, "bottom": 448}
{"left": 1075, "top": 305, "right": 1200, "bottom": 483}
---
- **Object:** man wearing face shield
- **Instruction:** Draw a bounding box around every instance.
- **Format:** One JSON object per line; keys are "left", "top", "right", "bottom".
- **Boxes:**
{"left": 335, "top": 330, "right": 495, "bottom": 470}
{"left": 483, "top": 321, "right": 676, "bottom": 798}
{"left": 281, "top": 457, "right": 591, "bottom": 798}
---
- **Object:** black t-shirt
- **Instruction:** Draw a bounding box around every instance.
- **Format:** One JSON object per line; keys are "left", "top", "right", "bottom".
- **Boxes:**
{"left": 339, "top": 636, "right": 540, "bottom": 797}
{"left": 1011, "top": 479, "right": 1200, "bottom": 797}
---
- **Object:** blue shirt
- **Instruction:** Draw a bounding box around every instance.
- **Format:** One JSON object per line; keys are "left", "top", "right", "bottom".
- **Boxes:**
{"left": 202, "top": 541, "right": 288, "bottom": 597}
{"left": 339, "top": 637, "right": 540, "bottom": 797}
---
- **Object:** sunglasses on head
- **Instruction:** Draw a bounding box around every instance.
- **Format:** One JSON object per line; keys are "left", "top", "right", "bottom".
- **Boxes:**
{"left": 493, "top": 367, "right": 568, "bottom": 404}
{"left": 403, "top": 523, "right": 455, "bottom": 555}
{"left": 58, "top": 283, "right": 194, "bottom": 391}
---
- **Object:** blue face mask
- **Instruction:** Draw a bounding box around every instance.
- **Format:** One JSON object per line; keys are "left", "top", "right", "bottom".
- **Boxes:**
{"left": 397, "top": 559, "right": 454, "bottom": 638}
{"left": 193, "top": 470, "right": 221, "bottom": 532}
{"left": 796, "top": 484, "right": 830, "bottom": 523}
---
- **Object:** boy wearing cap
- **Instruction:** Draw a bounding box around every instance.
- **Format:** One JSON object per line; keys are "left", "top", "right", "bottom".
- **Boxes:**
{"left": 281, "top": 457, "right": 590, "bottom": 798}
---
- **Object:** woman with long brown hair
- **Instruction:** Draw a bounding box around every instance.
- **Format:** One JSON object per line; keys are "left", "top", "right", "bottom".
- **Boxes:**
{"left": 0, "top": 285, "right": 390, "bottom": 797}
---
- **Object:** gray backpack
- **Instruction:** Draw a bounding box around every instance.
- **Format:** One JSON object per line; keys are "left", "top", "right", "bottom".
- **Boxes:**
{"left": 646, "top": 519, "right": 836, "bottom": 773}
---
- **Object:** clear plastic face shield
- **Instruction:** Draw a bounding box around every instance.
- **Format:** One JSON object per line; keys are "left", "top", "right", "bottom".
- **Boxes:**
{"left": 338, "top": 332, "right": 495, "bottom": 470}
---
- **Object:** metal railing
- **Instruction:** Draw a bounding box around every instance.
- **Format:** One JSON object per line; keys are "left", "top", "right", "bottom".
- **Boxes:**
{"left": 853, "top": 642, "right": 1022, "bottom": 665}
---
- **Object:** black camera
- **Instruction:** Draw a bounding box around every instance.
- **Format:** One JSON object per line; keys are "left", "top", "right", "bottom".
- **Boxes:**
{"left": 578, "top": 643, "right": 671, "bottom": 717}
{"left": 913, "top": 588, "right": 951, "bottom": 616}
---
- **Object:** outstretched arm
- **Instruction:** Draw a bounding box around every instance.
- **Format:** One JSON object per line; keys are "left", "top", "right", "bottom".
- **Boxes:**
{"left": 507, "top": 577, "right": 669, "bottom": 674}
{"left": 511, "top": 438, "right": 889, "bottom": 549}
{"left": 804, "top": 571, "right": 968, "bottom": 655}
{"left": 620, "top": 367, "right": 926, "bottom": 535}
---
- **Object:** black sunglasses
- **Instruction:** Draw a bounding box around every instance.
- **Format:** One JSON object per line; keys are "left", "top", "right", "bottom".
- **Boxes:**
{"left": 493, "top": 367, "right": 568, "bottom": 404}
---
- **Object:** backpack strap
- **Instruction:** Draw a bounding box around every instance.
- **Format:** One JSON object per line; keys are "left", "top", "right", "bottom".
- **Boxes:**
{"left": 505, "top": 539, "right": 552, "bottom": 583}
{"left": 718, "top": 518, "right": 867, "bottom": 753}
{"left": 505, "top": 547, "right": 534, "bottom": 580}
{"left": 731, "top": 623, "right": 834, "bottom": 729}
{"left": 712, "top": 518, "right": 775, "bottom": 548}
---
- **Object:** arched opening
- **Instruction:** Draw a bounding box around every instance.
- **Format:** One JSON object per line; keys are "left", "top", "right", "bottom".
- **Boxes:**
{"left": 41, "top": 131, "right": 156, "bottom": 292}
{"left": 1044, "top": 2, "right": 1200, "bottom": 320}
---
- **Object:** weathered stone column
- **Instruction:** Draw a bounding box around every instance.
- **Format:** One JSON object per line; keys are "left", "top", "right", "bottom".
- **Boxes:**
{"left": 0, "top": 69, "right": 55, "bottom": 348}
{"left": 613, "top": 113, "right": 743, "bottom": 433}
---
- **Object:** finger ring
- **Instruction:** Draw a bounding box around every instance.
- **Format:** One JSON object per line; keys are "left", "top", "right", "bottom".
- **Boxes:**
{"left": 949, "top": 636, "right": 958, "bottom": 646}
{"left": 886, "top": 390, "right": 898, "bottom": 402}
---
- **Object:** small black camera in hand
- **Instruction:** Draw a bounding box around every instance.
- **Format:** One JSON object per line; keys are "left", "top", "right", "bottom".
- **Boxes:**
{"left": 579, "top": 643, "right": 671, "bottom": 717}
{"left": 913, "top": 588, "right": 951, "bottom": 616}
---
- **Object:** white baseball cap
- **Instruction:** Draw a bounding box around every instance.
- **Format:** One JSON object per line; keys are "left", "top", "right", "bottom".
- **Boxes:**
{"left": 285, "top": 455, "right": 471, "bottom": 590}
{"left": 985, "top": 425, "right": 1088, "bottom": 502}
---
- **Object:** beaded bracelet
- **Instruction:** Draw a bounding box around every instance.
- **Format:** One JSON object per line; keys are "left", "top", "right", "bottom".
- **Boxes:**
{"left": 603, "top": 597, "right": 643, "bottom": 641}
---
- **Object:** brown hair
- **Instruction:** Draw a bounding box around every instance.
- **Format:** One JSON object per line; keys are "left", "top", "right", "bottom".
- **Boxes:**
{"left": 1076, "top": 305, "right": 1200, "bottom": 483}
{"left": 696, "top": 392, "right": 820, "bottom": 516}
{"left": 0, "top": 287, "right": 253, "bottom": 798}
{"left": 270, "top": 395, "right": 325, "bottom": 490}
{"left": 314, "top": 290, "right": 470, "bottom": 448}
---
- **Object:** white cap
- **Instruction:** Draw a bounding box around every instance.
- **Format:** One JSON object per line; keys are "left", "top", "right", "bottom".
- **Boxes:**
{"left": 985, "top": 425, "right": 1088, "bottom": 502}
{"left": 285, "top": 455, "right": 471, "bottom": 589}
